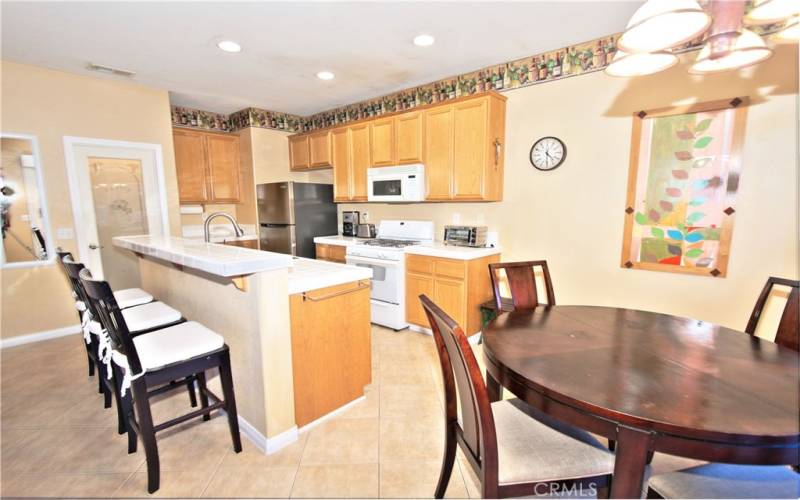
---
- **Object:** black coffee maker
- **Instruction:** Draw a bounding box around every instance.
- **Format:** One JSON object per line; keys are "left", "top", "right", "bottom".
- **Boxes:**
{"left": 342, "top": 211, "right": 360, "bottom": 237}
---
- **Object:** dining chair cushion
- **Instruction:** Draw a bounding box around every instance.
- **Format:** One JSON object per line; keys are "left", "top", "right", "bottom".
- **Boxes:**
{"left": 133, "top": 321, "right": 224, "bottom": 371}
{"left": 114, "top": 288, "right": 154, "bottom": 309}
{"left": 493, "top": 398, "right": 616, "bottom": 486}
{"left": 122, "top": 301, "right": 182, "bottom": 333}
{"left": 648, "top": 463, "right": 800, "bottom": 499}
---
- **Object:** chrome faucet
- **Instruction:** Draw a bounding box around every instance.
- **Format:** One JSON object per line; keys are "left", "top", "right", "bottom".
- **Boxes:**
{"left": 204, "top": 212, "right": 245, "bottom": 242}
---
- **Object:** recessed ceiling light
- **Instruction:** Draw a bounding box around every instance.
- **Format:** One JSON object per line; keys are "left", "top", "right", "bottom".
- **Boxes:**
{"left": 217, "top": 40, "right": 242, "bottom": 53}
{"left": 413, "top": 34, "right": 435, "bottom": 47}
{"left": 316, "top": 71, "right": 335, "bottom": 81}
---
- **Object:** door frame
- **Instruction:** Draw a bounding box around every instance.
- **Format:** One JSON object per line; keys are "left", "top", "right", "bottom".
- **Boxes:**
{"left": 63, "top": 136, "right": 171, "bottom": 270}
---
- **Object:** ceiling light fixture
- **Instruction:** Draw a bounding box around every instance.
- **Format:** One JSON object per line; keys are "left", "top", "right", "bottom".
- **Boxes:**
{"left": 743, "top": 0, "right": 800, "bottom": 25}
{"left": 413, "top": 34, "right": 435, "bottom": 47}
{"left": 217, "top": 40, "right": 242, "bottom": 53}
{"left": 690, "top": 29, "right": 773, "bottom": 74}
{"left": 316, "top": 71, "right": 335, "bottom": 81}
{"left": 618, "top": 0, "right": 711, "bottom": 53}
{"left": 773, "top": 16, "right": 800, "bottom": 42}
{"left": 605, "top": 50, "right": 678, "bottom": 77}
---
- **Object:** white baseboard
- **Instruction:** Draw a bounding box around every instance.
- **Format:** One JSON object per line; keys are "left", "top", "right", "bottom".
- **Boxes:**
{"left": 236, "top": 415, "right": 298, "bottom": 455}
{"left": 298, "top": 394, "right": 366, "bottom": 434}
{"left": 0, "top": 324, "right": 82, "bottom": 349}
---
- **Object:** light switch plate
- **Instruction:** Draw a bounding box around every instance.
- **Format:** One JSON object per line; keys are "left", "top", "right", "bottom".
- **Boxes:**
{"left": 57, "top": 228, "right": 74, "bottom": 240}
{"left": 452, "top": 213, "right": 461, "bottom": 224}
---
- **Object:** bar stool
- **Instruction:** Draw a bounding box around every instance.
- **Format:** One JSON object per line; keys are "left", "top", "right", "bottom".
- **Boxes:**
{"left": 61, "top": 256, "right": 196, "bottom": 433}
{"left": 79, "top": 268, "right": 242, "bottom": 494}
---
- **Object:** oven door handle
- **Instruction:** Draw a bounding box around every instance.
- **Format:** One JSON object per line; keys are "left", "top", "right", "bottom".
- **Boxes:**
{"left": 346, "top": 255, "right": 401, "bottom": 267}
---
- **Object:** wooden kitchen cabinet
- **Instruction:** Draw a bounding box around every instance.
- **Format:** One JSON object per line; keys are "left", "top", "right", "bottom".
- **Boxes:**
{"left": 308, "top": 130, "right": 333, "bottom": 168}
{"left": 290, "top": 280, "right": 371, "bottom": 426}
{"left": 331, "top": 123, "right": 370, "bottom": 202}
{"left": 370, "top": 117, "right": 395, "bottom": 166}
{"left": 315, "top": 243, "right": 346, "bottom": 263}
{"left": 423, "top": 105, "right": 455, "bottom": 200}
{"left": 287, "top": 91, "right": 506, "bottom": 202}
{"left": 405, "top": 253, "right": 499, "bottom": 335}
{"left": 173, "top": 128, "right": 241, "bottom": 203}
{"left": 395, "top": 111, "right": 424, "bottom": 164}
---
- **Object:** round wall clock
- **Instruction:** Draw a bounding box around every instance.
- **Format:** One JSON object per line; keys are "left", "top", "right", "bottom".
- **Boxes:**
{"left": 530, "top": 136, "right": 567, "bottom": 171}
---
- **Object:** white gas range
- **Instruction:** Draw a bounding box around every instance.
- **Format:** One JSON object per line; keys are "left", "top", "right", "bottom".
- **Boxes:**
{"left": 346, "top": 220, "right": 434, "bottom": 330}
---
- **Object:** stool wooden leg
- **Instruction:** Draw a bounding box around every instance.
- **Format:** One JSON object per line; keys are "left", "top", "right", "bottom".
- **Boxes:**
{"left": 186, "top": 378, "right": 198, "bottom": 408}
{"left": 219, "top": 349, "right": 242, "bottom": 453}
{"left": 132, "top": 379, "right": 160, "bottom": 493}
{"left": 196, "top": 372, "right": 211, "bottom": 421}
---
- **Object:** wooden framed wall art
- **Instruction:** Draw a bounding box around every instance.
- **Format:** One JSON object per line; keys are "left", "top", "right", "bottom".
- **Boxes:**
{"left": 621, "top": 97, "right": 748, "bottom": 278}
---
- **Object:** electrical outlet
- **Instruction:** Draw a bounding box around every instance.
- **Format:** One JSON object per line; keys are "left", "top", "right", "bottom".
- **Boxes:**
{"left": 361, "top": 212, "right": 369, "bottom": 222}
{"left": 452, "top": 213, "right": 461, "bottom": 224}
{"left": 56, "top": 228, "right": 74, "bottom": 240}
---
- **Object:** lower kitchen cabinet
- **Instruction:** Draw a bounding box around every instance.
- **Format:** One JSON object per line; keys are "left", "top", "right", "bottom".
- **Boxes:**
{"left": 405, "top": 253, "right": 499, "bottom": 335}
{"left": 315, "top": 243, "right": 346, "bottom": 263}
{"left": 290, "top": 280, "right": 371, "bottom": 426}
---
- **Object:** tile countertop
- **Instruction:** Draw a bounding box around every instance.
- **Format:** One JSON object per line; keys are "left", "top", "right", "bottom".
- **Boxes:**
{"left": 113, "top": 235, "right": 292, "bottom": 277}
{"left": 288, "top": 257, "right": 373, "bottom": 294}
{"left": 405, "top": 243, "right": 501, "bottom": 260}
{"left": 182, "top": 224, "right": 258, "bottom": 243}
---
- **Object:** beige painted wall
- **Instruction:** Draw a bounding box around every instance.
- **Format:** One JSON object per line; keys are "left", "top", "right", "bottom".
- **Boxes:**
{"left": 248, "top": 127, "right": 333, "bottom": 185}
{"left": 1, "top": 60, "right": 181, "bottom": 339}
{"left": 339, "top": 45, "right": 799, "bottom": 331}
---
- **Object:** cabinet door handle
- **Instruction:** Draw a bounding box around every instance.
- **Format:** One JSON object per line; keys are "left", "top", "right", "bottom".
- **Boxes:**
{"left": 302, "top": 281, "right": 370, "bottom": 302}
{"left": 493, "top": 139, "right": 502, "bottom": 166}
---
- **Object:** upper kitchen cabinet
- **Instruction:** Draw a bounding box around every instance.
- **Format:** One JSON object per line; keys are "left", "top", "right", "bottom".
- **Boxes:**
{"left": 289, "top": 131, "right": 333, "bottom": 170}
{"left": 288, "top": 134, "right": 310, "bottom": 170}
{"left": 395, "top": 111, "right": 424, "bottom": 164}
{"left": 308, "top": 130, "right": 333, "bottom": 168}
{"left": 173, "top": 128, "right": 241, "bottom": 204}
{"left": 370, "top": 117, "right": 395, "bottom": 166}
{"left": 332, "top": 123, "right": 370, "bottom": 202}
{"left": 430, "top": 93, "right": 506, "bottom": 201}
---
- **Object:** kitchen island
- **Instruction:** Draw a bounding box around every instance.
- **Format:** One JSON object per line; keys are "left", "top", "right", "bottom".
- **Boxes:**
{"left": 113, "top": 235, "right": 372, "bottom": 453}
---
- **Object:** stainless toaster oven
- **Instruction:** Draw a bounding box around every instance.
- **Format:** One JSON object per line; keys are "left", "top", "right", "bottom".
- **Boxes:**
{"left": 443, "top": 225, "right": 488, "bottom": 247}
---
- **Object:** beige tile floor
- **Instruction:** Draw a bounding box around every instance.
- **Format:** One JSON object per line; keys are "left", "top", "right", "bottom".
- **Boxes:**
{"left": 0, "top": 325, "right": 700, "bottom": 498}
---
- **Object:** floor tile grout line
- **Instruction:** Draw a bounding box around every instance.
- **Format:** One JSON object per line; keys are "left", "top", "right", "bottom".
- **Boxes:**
{"left": 198, "top": 440, "right": 229, "bottom": 497}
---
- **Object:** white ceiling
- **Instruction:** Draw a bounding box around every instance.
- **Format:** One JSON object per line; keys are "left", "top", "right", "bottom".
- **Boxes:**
{"left": 1, "top": 1, "right": 643, "bottom": 116}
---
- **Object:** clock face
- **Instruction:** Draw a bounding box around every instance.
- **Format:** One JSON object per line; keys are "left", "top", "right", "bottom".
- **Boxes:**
{"left": 530, "top": 136, "right": 566, "bottom": 171}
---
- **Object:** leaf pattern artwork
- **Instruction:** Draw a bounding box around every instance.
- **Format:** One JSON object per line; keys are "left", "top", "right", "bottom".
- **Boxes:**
{"left": 694, "top": 136, "right": 713, "bottom": 149}
{"left": 626, "top": 104, "right": 743, "bottom": 276}
{"left": 672, "top": 169, "right": 688, "bottom": 179}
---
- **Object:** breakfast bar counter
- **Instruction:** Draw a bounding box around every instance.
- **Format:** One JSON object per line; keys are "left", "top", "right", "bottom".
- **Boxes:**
{"left": 113, "top": 235, "right": 373, "bottom": 453}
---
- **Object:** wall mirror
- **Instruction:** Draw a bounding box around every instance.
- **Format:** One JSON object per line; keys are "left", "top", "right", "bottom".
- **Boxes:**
{"left": 1, "top": 133, "right": 53, "bottom": 268}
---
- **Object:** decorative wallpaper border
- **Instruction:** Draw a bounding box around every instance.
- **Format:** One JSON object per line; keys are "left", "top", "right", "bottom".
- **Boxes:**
{"left": 171, "top": 19, "right": 788, "bottom": 134}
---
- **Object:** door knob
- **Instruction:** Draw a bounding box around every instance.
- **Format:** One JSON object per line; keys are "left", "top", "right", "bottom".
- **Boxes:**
{"left": 88, "top": 244, "right": 103, "bottom": 250}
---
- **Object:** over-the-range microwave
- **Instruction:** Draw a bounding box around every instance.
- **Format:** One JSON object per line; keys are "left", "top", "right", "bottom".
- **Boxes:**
{"left": 367, "top": 164, "right": 425, "bottom": 202}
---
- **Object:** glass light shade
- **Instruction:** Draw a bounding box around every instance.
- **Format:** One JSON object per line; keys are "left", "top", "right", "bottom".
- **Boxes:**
{"left": 604, "top": 49, "right": 678, "bottom": 77}
{"left": 619, "top": 0, "right": 711, "bottom": 53}
{"left": 773, "top": 16, "right": 799, "bottom": 42}
{"left": 689, "top": 29, "right": 773, "bottom": 74}
{"left": 744, "top": 0, "right": 800, "bottom": 25}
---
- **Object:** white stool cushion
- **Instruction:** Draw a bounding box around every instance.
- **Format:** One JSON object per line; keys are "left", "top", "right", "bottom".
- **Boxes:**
{"left": 114, "top": 288, "right": 153, "bottom": 309}
{"left": 493, "top": 399, "right": 615, "bottom": 485}
{"left": 648, "top": 463, "right": 800, "bottom": 499}
{"left": 122, "top": 301, "right": 182, "bottom": 333}
{"left": 133, "top": 321, "right": 224, "bottom": 371}
{"left": 75, "top": 300, "right": 87, "bottom": 312}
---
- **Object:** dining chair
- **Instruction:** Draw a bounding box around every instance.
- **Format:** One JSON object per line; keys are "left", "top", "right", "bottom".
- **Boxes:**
{"left": 419, "top": 294, "right": 614, "bottom": 498}
{"left": 63, "top": 257, "right": 195, "bottom": 432}
{"left": 80, "top": 268, "right": 242, "bottom": 494}
{"left": 488, "top": 260, "right": 555, "bottom": 312}
{"left": 744, "top": 276, "right": 799, "bottom": 351}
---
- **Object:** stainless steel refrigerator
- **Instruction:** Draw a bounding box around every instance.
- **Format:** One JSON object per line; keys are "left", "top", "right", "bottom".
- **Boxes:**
{"left": 256, "top": 182, "right": 338, "bottom": 258}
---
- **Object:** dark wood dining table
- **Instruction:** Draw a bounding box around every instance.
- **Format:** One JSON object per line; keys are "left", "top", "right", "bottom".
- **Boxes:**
{"left": 482, "top": 305, "right": 799, "bottom": 499}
